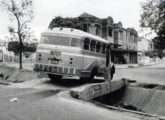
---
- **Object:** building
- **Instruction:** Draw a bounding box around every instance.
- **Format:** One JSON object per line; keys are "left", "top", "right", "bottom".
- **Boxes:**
{"left": 138, "top": 37, "right": 154, "bottom": 52}
{"left": 77, "top": 12, "right": 138, "bottom": 64}
{"left": 137, "top": 37, "right": 154, "bottom": 63}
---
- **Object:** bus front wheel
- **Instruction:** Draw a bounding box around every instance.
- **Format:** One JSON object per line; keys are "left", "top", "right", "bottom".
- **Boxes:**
{"left": 48, "top": 74, "right": 62, "bottom": 80}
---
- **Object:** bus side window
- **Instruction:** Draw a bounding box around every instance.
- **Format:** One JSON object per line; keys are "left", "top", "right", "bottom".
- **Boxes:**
{"left": 90, "top": 40, "right": 96, "bottom": 52}
{"left": 84, "top": 38, "right": 90, "bottom": 50}
{"left": 102, "top": 43, "right": 106, "bottom": 54}
{"left": 96, "top": 42, "right": 101, "bottom": 53}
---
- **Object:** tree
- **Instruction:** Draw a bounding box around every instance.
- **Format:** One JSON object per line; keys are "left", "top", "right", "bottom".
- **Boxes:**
{"left": 140, "top": 0, "right": 165, "bottom": 51}
{"left": 8, "top": 41, "right": 37, "bottom": 53}
{"left": 0, "top": 0, "right": 33, "bottom": 69}
{"left": 48, "top": 16, "right": 83, "bottom": 30}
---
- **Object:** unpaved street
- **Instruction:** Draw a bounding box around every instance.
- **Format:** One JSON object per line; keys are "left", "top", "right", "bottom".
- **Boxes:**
{"left": 114, "top": 62, "right": 165, "bottom": 85}
{"left": 0, "top": 62, "right": 164, "bottom": 120}
{"left": 0, "top": 84, "right": 155, "bottom": 120}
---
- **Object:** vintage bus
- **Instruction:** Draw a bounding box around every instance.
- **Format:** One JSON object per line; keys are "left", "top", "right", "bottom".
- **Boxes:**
{"left": 34, "top": 27, "right": 110, "bottom": 80}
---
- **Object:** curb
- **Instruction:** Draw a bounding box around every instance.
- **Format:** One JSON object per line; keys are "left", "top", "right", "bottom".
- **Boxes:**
{"left": 116, "top": 61, "right": 165, "bottom": 69}
{"left": 0, "top": 81, "right": 11, "bottom": 85}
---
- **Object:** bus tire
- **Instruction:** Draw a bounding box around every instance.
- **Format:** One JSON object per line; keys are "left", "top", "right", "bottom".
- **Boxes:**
{"left": 89, "top": 68, "right": 98, "bottom": 82}
{"left": 48, "top": 74, "right": 62, "bottom": 81}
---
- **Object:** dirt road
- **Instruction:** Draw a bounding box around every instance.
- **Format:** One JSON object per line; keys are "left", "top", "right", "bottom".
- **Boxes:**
{"left": 0, "top": 84, "right": 157, "bottom": 120}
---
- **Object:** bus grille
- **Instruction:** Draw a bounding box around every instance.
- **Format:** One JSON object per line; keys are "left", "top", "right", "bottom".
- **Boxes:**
{"left": 34, "top": 64, "right": 75, "bottom": 75}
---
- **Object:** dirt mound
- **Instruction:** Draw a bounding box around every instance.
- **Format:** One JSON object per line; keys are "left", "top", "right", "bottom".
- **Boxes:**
{"left": 121, "top": 87, "right": 165, "bottom": 116}
{"left": 0, "top": 66, "right": 38, "bottom": 83}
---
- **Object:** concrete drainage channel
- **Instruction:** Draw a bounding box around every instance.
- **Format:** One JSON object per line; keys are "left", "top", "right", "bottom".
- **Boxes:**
{"left": 70, "top": 80, "right": 165, "bottom": 119}
{"left": 93, "top": 83, "right": 165, "bottom": 119}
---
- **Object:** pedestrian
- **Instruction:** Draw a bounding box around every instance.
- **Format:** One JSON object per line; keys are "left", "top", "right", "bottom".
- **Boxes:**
{"left": 110, "top": 62, "right": 115, "bottom": 80}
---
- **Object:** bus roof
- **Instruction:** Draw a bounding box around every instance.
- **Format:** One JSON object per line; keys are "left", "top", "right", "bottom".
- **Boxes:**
{"left": 42, "top": 28, "right": 109, "bottom": 44}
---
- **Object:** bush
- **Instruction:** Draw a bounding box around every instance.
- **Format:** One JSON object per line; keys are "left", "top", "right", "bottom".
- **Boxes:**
{"left": 8, "top": 41, "right": 37, "bottom": 53}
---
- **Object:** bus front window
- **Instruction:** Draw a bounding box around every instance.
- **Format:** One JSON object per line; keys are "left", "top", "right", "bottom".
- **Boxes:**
{"left": 40, "top": 35, "right": 70, "bottom": 46}
{"left": 71, "top": 38, "right": 81, "bottom": 47}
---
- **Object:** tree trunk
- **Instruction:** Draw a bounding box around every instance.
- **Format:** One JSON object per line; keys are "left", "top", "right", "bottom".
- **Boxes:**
{"left": 19, "top": 34, "right": 23, "bottom": 70}
{"left": 19, "top": 51, "right": 22, "bottom": 69}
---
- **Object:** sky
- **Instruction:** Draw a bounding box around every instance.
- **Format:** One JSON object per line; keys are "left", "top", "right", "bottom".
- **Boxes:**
{"left": 0, "top": 0, "right": 146, "bottom": 40}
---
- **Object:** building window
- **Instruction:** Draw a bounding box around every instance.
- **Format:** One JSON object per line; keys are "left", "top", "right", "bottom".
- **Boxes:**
{"left": 114, "top": 32, "right": 118, "bottom": 40}
{"left": 134, "top": 36, "right": 137, "bottom": 43}
{"left": 130, "top": 33, "right": 133, "bottom": 42}
{"left": 83, "top": 24, "right": 88, "bottom": 32}
{"left": 96, "top": 27, "right": 100, "bottom": 35}
{"left": 96, "top": 25, "right": 101, "bottom": 36}
{"left": 119, "top": 30, "right": 123, "bottom": 40}
{"left": 108, "top": 28, "right": 112, "bottom": 37}
{"left": 114, "top": 31, "right": 118, "bottom": 44}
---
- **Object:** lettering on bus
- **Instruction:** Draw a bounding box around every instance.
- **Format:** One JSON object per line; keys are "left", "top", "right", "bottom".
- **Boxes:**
{"left": 48, "top": 50, "right": 62, "bottom": 64}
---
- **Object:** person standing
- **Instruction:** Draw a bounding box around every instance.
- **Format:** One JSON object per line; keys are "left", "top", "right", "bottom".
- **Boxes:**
{"left": 110, "top": 62, "right": 115, "bottom": 80}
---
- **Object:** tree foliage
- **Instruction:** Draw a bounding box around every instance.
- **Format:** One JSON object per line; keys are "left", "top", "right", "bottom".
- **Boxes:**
{"left": 48, "top": 16, "right": 83, "bottom": 30}
{"left": 0, "top": 0, "right": 33, "bottom": 69}
{"left": 8, "top": 41, "right": 37, "bottom": 53}
{"left": 140, "top": 0, "right": 165, "bottom": 50}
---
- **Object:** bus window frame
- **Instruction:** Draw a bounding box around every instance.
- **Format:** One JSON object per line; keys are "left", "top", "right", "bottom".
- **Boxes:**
{"left": 102, "top": 43, "right": 107, "bottom": 54}
{"left": 96, "top": 41, "right": 101, "bottom": 53}
{"left": 83, "top": 38, "right": 90, "bottom": 50}
{"left": 70, "top": 37, "right": 81, "bottom": 48}
{"left": 90, "top": 40, "right": 96, "bottom": 52}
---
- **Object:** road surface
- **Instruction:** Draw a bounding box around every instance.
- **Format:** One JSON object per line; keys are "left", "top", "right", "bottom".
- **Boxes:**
{"left": 0, "top": 85, "right": 155, "bottom": 120}
{"left": 0, "top": 62, "right": 164, "bottom": 120}
{"left": 114, "top": 62, "right": 165, "bottom": 85}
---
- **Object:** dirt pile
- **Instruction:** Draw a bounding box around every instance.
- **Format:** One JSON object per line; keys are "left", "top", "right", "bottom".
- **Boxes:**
{"left": 0, "top": 66, "right": 38, "bottom": 83}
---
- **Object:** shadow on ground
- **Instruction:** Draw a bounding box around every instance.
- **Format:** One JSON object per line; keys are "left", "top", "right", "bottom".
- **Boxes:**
{"left": 44, "top": 78, "right": 104, "bottom": 88}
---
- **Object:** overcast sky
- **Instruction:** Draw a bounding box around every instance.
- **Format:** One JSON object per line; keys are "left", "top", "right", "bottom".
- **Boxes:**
{"left": 0, "top": 0, "right": 146, "bottom": 39}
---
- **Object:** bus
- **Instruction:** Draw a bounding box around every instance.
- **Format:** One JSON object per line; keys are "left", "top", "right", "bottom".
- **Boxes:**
{"left": 33, "top": 27, "right": 110, "bottom": 81}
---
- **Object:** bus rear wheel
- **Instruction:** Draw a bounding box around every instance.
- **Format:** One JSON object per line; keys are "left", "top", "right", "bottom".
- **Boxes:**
{"left": 80, "top": 68, "right": 97, "bottom": 82}
{"left": 89, "top": 69, "right": 96, "bottom": 81}
{"left": 48, "top": 74, "right": 62, "bottom": 81}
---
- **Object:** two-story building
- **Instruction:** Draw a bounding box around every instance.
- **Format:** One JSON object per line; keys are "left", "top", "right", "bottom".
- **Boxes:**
{"left": 72, "top": 12, "right": 138, "bottom": 64}
{"left": 76, "top": 12, "right": 138, "bottom": 64}
{"left": 109, "top": 23, "right": 137, "bottom": 64}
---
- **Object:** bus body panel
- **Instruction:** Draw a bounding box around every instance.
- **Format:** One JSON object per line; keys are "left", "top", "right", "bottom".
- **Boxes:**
{"left": 34, "top": 44, "right": 84, "bottom": 76}
{"left": 82, "top": 50, "right": 106, "bottom": 77}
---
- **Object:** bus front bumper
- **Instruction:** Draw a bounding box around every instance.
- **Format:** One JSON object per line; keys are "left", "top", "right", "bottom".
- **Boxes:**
{"left": 33, "top": 63, "right": 76, "bottom": 76}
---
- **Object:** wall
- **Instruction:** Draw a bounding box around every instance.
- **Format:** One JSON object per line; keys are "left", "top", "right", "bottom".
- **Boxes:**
{"left": 138, "top": 38, "right": 153, "bottom": 52}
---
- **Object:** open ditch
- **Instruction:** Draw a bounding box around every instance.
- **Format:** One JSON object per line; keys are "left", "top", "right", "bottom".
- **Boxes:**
{"left": 93, "top": 83, "right": 165, "bottom": 117}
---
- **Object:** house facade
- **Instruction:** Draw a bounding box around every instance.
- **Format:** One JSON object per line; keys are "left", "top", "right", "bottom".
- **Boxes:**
{"left": 138, "top": 37, "right": 154, "bottom": 52}
{"left": 77, "top": 13, "right": 138, "bottom": 64}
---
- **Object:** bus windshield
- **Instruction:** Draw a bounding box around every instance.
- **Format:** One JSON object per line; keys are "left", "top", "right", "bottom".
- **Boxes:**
{"left": 41, "top": 35, "right": 70, "bottom": 46}
{"left": 40, "top": 35, "right": 81, "bottom": 47}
